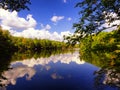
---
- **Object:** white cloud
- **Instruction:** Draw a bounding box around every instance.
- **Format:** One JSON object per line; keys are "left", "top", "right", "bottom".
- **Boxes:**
{"left": 99, "top": 19, "right": 120, "bottom": 32}
{"left": 41, "top": 24, "right": 51, "bottom": 30}
{"left": 13, "top": 28, "right": 72, "bottom": 41}
{"left": 99, "top": 12, "right": 120, "bottom": 31}
{"left": 67, "top": 17, "right": 72, "bottom": 21}
{"left": 63, "top": 0, "right": 67, "bottom": 3}
{"left": 0, "top": 9, "right": 37, "bottom": 30}
{"left": 0, "top": 9, "right": 72, "bottom": 41}
{"left": 44, "top": 24, "right": 51, "bottom": 30}
{"left": 40, "top": 23, "right": 51, "bottom": 30}
{"left": 51, "top": 15, "right": 64, "bottom": 23}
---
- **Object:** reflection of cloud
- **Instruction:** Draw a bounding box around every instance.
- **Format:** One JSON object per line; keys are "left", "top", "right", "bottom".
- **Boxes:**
{"left": 0, "top": 87, "right": 6, "bottom": 90}
{"left": 11, "top": 51, "right": 85, "bottom": 67}
{"left": 51, "top": 73, "right": 64, "bottom": 79}
{"left": 0, "top": 66, "right": 36, "bottom": 86}
{"left": 45, "top": 66, "right": 51, "bottom": 71}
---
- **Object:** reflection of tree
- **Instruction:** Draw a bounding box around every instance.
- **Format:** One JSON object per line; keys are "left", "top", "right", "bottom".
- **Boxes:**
{"left": 93, "top": 68, "right": 106, "bottom": 90}
{"left": 0, "top": 49, "right": 75, "bottom": 88}
{"left": 103, "top": 69, "right": 120, "bottom": 87}
{"left": 0, "top": 57, "right": 11, "bottom": 77}
{"left": 94, "top": 68, "right": 120, "bottom": 89}
{"left": 11, "top": 51, "right": 83, "bottom": 67}
{"left": 11, "top": 49, "right": 75, "bottom": 62}
{"left": 0, "top": 54, "right": 13, "bottom": 88}
{"left": 80, "top": 50, "right": 120, "bottom": 89}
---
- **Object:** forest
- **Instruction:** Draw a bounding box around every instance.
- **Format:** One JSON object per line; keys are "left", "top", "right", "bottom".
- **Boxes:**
{"left": 0, "top": 27, "right": 69, "bottom": 56}
{"left": 79, "top": 26, "right": 120, "bottom": 70}
{"left": 79, "top": 27, "right": 120, "bottom": 53}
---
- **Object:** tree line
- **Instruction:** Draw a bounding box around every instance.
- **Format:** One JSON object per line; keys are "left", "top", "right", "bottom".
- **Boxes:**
{"left": 0, "top": 27, "right": 69, "bottom": 55}
{"left": 79, "top": 27, "right": 120, "bottom": 53}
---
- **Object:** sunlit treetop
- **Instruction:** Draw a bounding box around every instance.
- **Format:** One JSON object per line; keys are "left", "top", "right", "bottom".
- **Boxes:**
{"left": 0, "top": 0, "right": 31, "bottom": 11}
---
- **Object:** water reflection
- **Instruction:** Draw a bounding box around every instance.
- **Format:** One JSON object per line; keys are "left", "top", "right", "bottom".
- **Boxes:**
{"left": 80, "top": 50, "right": 120, "bottom": 89}
{"left": 0, "top": 50, "right": 119, "bottom": 90}
{"left": 51, "top": 73, "right": 64, "bottom": 80}
{"left": 95, "top": 68, "right": 120, "bottom": 87}
{"left": 0, "top": 66, "right": 35, "bottom": 86}
{"left": 0, "top": 50, "right": 87, "bottom": 90}
{"left": 11, "top": 51, "right": 84, "bottom": 67}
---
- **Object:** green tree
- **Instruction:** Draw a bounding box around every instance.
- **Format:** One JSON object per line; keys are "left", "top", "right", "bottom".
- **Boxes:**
{"left": 67, "top": 0, "right": 120, "bottom": 44}
{"left": 0, "top": 27, "right": 16, "bottom": 55}
{"left": 0, "top": 0, "right": 31, "bottom": 11}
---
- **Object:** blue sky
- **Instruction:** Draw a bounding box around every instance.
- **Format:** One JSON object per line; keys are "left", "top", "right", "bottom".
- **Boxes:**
{"left": 0, "top": 0, "right": 80, "bottom": 41}
{"left": 19, "top": 0, "right": 80, "bottom": 33}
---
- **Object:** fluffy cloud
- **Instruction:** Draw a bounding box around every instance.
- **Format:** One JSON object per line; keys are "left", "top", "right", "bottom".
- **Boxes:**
{"left": 0, "top": 9, "right": 71, "bottom": 41}
{"left": 13, "top": 28, "right": 71, "bottom": 41}
{"left": 63, "top": 0, "right": 67, "bottom": 3}
{"left": 0, "top": 9, "right": 37, "bottom": 30}
{"left": 51, "top": 15, "right": 64, "bottom": 23}
{"left": 44, "top": 24, "right": 51, "bottom": 30}
{"left": 67, "top": 17, "right": 72, "bottom": 21}
{"left": 40, "top": 24, "right": 51, "bottom": 30}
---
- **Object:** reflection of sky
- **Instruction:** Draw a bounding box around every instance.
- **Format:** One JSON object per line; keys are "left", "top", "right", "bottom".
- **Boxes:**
{"left": 11, "top": 51, "right": 85, "bottom": 67}
{"left": 0, "top": 51, "right": 117, "bottom": 90}
{"left": 0, "top": 51, "right": 83, "bottom": 87}
{"left": 51, "top": 73, "right": 64, "bottom": 80}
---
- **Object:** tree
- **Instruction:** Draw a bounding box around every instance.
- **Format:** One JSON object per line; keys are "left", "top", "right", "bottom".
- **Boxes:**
{"left": 0, "top": 0, "right": 31, "bottom": 11}
{"left": 68, "top": 0, "right": 120, "bottom": 44}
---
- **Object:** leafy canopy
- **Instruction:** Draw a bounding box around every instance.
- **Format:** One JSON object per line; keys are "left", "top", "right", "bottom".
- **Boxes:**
{"left": 64, "top": 0, "right": 120, "bottom": 44}
{"left": 0, "top": 0, "right": 31, "bottom": 11}
{"left": 64, "top": 0, "right": 120, "bottom": 45}
{"left": 74, "top": 0, "right": 120, "bottom": 34}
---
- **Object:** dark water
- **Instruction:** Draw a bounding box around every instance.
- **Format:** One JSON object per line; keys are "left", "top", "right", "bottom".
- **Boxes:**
{"left": 0, "top": 51, "right": 119, "bottom": 90}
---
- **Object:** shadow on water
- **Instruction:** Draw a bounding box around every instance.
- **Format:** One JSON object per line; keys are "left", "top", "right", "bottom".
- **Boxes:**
{"left": 80, "top": 50, "right": 120, "bottom": 90}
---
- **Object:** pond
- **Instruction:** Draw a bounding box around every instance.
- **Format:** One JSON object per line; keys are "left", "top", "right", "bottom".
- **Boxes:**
{"left": 0, "top": 50, "right": 119, "bottom": 90}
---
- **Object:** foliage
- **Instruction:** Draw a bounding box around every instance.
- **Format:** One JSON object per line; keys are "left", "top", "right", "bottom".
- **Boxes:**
{"left": 65, "top": 0, "right": 120, "bottom": 44}
{"left": 11, "top": 49, "right": 74, "bottom": 62}
{"left": 75, "top": 0, "right": 120, "bottom": 33}
{"left": 79, "top": 42, "right": 120, "bottom": 88}
{"left": 0, "top": 28, "right": 68, "bottom": 54}
{"left": 12, "top": 37, "right": 67, "bottom": 52}
{"left": 78, "top": 24, "right": 120, "bottom": 88}
{"left": 0, "top": 27, "right": 16, "bottom": 55}
{"left": 0, "top": 0, "right": 31, "bottom": 11}
{"left": 79, "top": 27, "right": 120, "bottom": 53}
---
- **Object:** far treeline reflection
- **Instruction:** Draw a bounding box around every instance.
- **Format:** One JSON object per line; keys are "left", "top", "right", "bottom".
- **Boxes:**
{"left": 0, "top": 48, "right": 75, "bottom": 85}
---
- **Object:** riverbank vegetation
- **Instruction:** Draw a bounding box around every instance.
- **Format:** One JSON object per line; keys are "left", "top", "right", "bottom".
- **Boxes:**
{"left": 78, "top": 27, "right": 120, "bottom": 88}
{"left": 64, "top": 0, "right": 120, "bottom": 57}
{"left": 79, "top": 27, "right": 120, "bottom": 53}
{"left": 0, "top": 27, "right": 70, "bottom": 55}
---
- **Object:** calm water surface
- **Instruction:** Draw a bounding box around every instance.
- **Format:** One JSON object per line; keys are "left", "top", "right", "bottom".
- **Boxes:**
{"left": 0, "top": 51, "right": 119, "bottom": 90}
